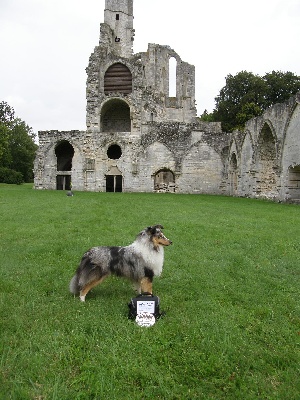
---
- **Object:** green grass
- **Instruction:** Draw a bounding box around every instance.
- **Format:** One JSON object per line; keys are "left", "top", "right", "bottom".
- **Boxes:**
{"left": 0, "top": 184, "right": 300, "bottom": 399}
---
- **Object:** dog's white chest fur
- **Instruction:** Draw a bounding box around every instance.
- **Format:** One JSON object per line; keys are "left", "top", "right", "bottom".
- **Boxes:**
{"left": 131, "top": 241, "right": 164, "bottom": 276}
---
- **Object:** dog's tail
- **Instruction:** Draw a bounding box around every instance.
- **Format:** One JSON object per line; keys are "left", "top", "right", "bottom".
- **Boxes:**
{"left": 69, "top": 274, "right": 80, "bottom": 295}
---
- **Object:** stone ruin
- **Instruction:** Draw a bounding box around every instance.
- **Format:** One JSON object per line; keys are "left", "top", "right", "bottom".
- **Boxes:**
{"left": 34, "top": 0, "right": 300, "bottom": 203}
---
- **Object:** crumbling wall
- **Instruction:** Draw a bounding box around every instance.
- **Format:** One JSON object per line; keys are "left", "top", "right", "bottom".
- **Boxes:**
{"left": 228, "top": 92, "right": 300, "bottom": 202}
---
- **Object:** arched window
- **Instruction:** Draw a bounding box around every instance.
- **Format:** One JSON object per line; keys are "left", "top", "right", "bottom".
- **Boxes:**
{"left": 169, "top": 57, "right": 177, "bottom": 97}
{"left": 55, "top": 141, "right": 74, "bottom": 171}
{"left": 101, "top": 99, "right": 131, "bottom": 132}
{"left": 104, "top": 63, "right": 132, "bottom": 95}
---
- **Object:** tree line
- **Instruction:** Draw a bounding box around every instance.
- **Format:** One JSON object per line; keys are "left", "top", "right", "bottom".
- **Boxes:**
{"left": 0, "top": 102, "right": 37, "bottom": 184}
{"left": 200, "top": 70, "right": 300, "bottom": 132}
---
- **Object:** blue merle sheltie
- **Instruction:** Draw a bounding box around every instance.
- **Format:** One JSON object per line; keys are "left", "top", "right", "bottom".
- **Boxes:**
{"left": 69, "top": 225, "right": 172, "bottom": 301}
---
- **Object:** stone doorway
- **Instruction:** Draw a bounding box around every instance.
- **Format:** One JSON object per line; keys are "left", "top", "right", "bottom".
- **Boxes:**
{"left": 56, "top": 175, "right": 72, "bottom": 190}
{"left": 106, "top": 175, "right": 122, "bottom": 192}
{"left": 154, "top": 169, "right": 175, "bottom": 192}
{"left": 55, "top": 141, "right": 74, "bottom": 190}
{"left": 106, "top": 166, "right": 123, "bottom": 192}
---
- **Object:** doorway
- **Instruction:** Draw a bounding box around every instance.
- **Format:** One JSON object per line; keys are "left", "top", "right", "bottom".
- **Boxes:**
{"left": 56, "top": 175, "right": 71, "bottom": 190}
{"left": 106, "top": 175, "right": 122, "bottom": 192}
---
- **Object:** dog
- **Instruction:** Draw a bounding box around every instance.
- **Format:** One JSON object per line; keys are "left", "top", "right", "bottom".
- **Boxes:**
{"left": 69, "top": 225, "right": 172, "bottom": 301}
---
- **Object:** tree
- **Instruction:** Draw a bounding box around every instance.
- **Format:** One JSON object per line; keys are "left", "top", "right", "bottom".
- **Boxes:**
{"left": 212, "top": 71, "right": 267, "bottom": 131}
{"left": 0, "top": 101, "right": 38, "bottom": 183}
{"left": 199, "top": 109, "right": 214, "bottom": 122}
{"left": 0, "top": 101, "right": 15, "bottom": 125}
{"left": 201, "top": 71, "right": 300, "bottom": 132}
{"left": 263, "top": 71, "right": 300, "bottom": 106}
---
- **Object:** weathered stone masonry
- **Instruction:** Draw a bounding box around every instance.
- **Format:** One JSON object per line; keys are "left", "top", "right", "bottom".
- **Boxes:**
{"left": 34, "top": 0, "right": 300, "bottom": 202}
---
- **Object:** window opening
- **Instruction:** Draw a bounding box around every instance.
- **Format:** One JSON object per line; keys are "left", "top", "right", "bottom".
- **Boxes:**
{"left": 169, "top": 57, "right": 177, "bottom": 97}
{"left": 104, "top": 63, "right": 132, "bottom": 94}
{"left": 107, "top": 144, "right": 122, "bottom": 160}
{"left": 116, "top": 14, "right": 119, "bottom": 20}
{"left": 55, "top": 141, "right": 74, "bottom": 171}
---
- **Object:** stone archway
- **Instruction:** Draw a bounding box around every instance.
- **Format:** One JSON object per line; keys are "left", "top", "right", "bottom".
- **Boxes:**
{"left": 256, "top": 123, "right": 277, "bottom": 198}
{"left": 229, "top": 153, "right": 238, "bottom": 195}
{"left": 154, "top": 169, "right": 175, "bottom": 192}
{"left": 101, "top": 99, "right": 131, "bottom": 133}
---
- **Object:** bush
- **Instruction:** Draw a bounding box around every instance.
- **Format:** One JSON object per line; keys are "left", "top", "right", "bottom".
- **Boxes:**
{"left": 0, "top": 167, "right": 24, "bottom": 184}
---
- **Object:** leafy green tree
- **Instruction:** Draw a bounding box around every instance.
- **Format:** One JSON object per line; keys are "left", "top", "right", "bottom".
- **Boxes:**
{"left": 0, "top": 101, "right": 15, "bottom": 125}
{"left": 201, "top": 70, "right": 300, "bottom": 132}
{"left": 0, "top": 101, "right": 38, "bottom": 183}
{"left": 263, "top": 71, "right": 300, "bottom": 106}
{"left": 212, "top": 71, "right": 267, "bottom": 131}
{"left": 236, "top": 102, "right": 263, "bottom": 128}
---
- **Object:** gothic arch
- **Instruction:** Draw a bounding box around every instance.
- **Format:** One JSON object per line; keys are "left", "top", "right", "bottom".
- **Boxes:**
{"left": 229, "top": 153, "right": 238, "bottom": 195}
{"left": 240, "top": 131, "right": 254, "bottom": 196}
{"left": 55, "top": 141, "right": 74, "bottom": 171}
{"left": 255, "top": 122, "right": 278, "bottom": 198}
{"left": 280, "top": 101, "right": 300, "bottom": 201}
{"left": 139, "top": 142, "right": 176, "bottom": 192}
{"left": 100, "top": 98, "right": 131, "bottom": 133}
{"left": 179, "top": 141, "right": 223, "bottom": 194}
{"left": 154, "top": 168, "right": 175, "bottom": 192}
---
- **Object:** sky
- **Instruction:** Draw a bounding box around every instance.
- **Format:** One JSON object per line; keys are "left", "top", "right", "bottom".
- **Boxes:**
{"left": 1, "top": 0, "right": 300, "bottom": 134}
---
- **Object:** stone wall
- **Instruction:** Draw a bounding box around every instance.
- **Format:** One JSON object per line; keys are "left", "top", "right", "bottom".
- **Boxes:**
{"left": 228, "top": 92, "right": 300, "bottom": 202}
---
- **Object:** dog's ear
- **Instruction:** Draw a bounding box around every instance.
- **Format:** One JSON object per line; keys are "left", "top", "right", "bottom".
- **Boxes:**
{"left": 155, "top": 224, "right": 164, "bottom": 230}
{"left": 146, "top": 226, "right": 157, "bottom": 235}
{"left": 146, "top": 225, "right": 164, "bottom": 235}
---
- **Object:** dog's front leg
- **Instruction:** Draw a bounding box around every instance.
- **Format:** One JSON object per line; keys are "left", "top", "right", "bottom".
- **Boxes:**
{"left": 133, "top": 282, "right": 141, "bottom": 293}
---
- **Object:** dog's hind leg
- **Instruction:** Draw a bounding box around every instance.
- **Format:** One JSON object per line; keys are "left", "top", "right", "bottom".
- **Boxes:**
{"left": 79, "top": 276, "right": 107, "bottom": 302}
{"left": 140, "top": 277, "right": 153, "bottom": 294}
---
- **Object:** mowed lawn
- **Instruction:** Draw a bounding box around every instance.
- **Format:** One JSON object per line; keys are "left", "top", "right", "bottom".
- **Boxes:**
{"left": 0, "top": 184, "right": 300, "bottom": 399}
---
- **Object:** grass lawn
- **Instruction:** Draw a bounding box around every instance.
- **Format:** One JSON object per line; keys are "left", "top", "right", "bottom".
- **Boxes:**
{"left": 0, "top": 184, "right": 300, "bottom": 399}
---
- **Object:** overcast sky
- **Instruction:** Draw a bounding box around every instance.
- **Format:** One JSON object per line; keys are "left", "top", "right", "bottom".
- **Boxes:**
{"left": 1, "top": 0, "right": 299, "bottom": 134}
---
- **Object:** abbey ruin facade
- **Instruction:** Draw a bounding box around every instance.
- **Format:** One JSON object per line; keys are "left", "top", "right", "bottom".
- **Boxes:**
{"left": 34, "top": 0, "right": 300, "bottom": 203}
